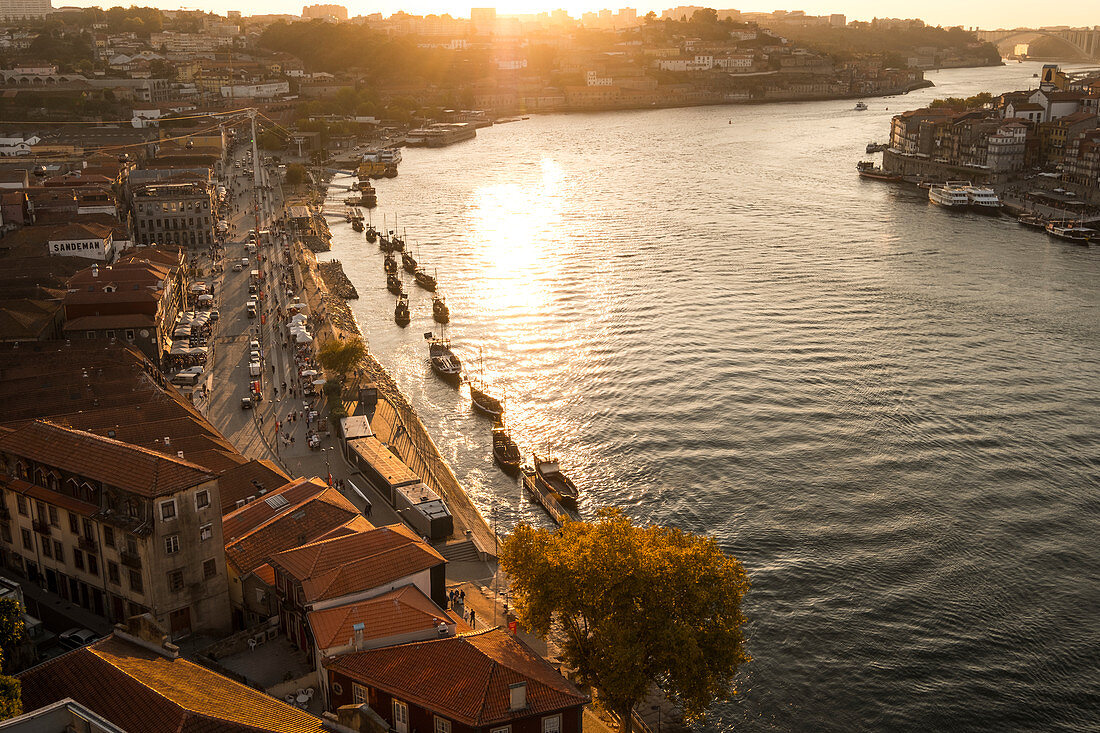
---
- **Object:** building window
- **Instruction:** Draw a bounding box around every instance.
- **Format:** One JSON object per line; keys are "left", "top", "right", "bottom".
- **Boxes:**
{"left": 542, "top": 715, "right": 561, "bottom": 733}
{"left": 41, "top": 539, "right": 52, "bottom": 558}
{"left": 104, "top": 525, "right": 115, "bottom": 548}
{"left": 202, "top": 558, "right": 216, "bottom": 579}
{"left": 20, "top": 529, "right": 32, "bottom": 551}
{"left": 332, "top": 682, "right": 343, "bottom": 696}
{"left": 48, "top": 506, "right": 58, "bottom": 527}
{"left": 199, "top": 523, "right": 212, "bottom": 542}
{"left": 159, "top": 500, "right": 176, "bottom": 521}
{"left": 53, "top": 540, "right": 63, "bottom": 559}
{"left": 0, "top": 523, "right": 10, "bottom": 543}
{"left": 108, "top": 561, "right": 120, "bottom": 584}
{"left": 16, "top": 496, "right": 27, "bottom": 517}
{"left": 195, "top": 489, "right": 210, "bottom": 510}
{"left": 88, "top": 554, "right": 98, "bottom": 576}
{"left": 82, "top": 518, "right": 92, "bottom": 540}
{"left": 73, "top": 548, "right": 85, "bottom": 571}
{"left": 352, "top": 683, "right": 369, "bottom": 704}
{"left": 168, "top": 570, "right": 184, "bottom": 592}
{"left": 69, "top": 513, "right": 78, "bottom": 533}
{"left": 129, "top": 570, "right": 143, "bottom": 594}
{"left": 434, "top": 717, "right": 451, "bottom": 733}
{"left": 125, "top": 329, "right": 135, "bottom": 341}
{"left": 106, "top": 329, "right": 115, "bottom": 339}
{"left": 164, "top": 535, "right": 179, "bottom": 555}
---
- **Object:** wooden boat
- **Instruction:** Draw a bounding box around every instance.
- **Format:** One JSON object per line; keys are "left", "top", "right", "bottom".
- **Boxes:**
{"left": 424, "top": 328, "right": 461, "bottom": 385}
{"left": 521, "top": 463, "right": 570, "bottom": 526}
{"left": 856, "top": 161, "right": 902, "bottom": 182}
{"left": 1017, "top": 213, "right": 1047, "bottom": 229}
{"left": 360, "top": 181, "right": 377, "bottom": 208}
{"left": 467, "top": 349, "right": 503, "bottom": 419}
{"left": 414, "top": 268, "right": 437, "bottom": 291}
{"left": 532, "top": 453, "right": 579, "bottom": 508}
{"left": 351, "top": 218, "right": 364, "bottom": 232}
{"left": 1046, "top": 221, "right": 1094, "bottom": 244}
{"left": 386, "top": 272, "right": 403, "bottom": 295}
{"left": 492, "top": 423, "right": 522, "bottom": 474}
{"left": 391, "top": 234, "right": 405, "bottom": 252}
{"left": 383, "top": 254, "right": 398, "bottom": 274}
{"left": 394, "top": 294, "right": 410, "bottom": 326}
{"left": 402, "top": 250, "right": 417, "bottom": 273}
{"left": 432, "top": 294, "right": 449, "bottom": 324}
{"left": 365, "top": 225, "right": 377, "bottom": 243}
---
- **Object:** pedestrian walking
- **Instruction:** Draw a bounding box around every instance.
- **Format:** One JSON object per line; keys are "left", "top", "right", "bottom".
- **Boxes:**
{"left": 468, "top": 609, "right": 476, "bottom": 628}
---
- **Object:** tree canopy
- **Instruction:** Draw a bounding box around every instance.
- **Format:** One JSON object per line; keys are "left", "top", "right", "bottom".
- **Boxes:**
{"left": 500, "top": 509, "right": 750, "bottom": 731}
{"left": 317, "top": 336, "right": 366, "bottom": 384}
{"left": 0, "top": 598, "right": 24, "bottom": 721}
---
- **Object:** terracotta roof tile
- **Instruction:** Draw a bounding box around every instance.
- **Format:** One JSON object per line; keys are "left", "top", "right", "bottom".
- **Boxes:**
{"left": 63, "top": 314, "right": 157, "bottom": 331}
{"left": 271, "top": 525, "right": 444, "bottom": 604}
{"left": 308, "top": 585, "right": 449, "bottom": 651}
{"left": 326, "top": 629, "right": 588, "bottom": 727}
{"left": 224, "top": 484, "right": 360, "bottom": 576}
{"left": 218, "top": 459, "right": 291, "bottom": 513}
{"left": 0, "top": 420, "right": 215, "bottom": 497}
{"left": 18, "top": 635, "right": 324, "bottom": 733}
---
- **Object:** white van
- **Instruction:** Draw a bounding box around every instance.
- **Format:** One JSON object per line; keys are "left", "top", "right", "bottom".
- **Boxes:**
{"left": 249, "top": 361, "right": 261, "bottom": 377}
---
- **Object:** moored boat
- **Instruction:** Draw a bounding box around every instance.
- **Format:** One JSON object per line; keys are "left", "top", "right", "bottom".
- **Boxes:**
{"left": 386, "top": 272, "right": 403, "bottom": 295}
{"left": 365, "top": 225, "right": 378, "bottom": 243}
{"left": 532, "top": 453, "right": 579, "bottom": 508}
{"left": 394, "top": 294, "right": 410, "bottom": 326}
{"left": 467, "top": 348, "right": 503, "bottom": 419}
{"left": 854, "top": 101, "right": 868, "bottom": 111}
{"left": 492, "top": 423, "right": 522, "bottom": 474}
{"left": 432, "top": 294, "right": 449, "bottom": 324}
{"left": 383, "top": 254, "right": 398, "bottom": 274}
{"left": 1045, "top": 222, "right": 1094, "bottom": 244}
{"left": 1017, "top": 213, "right": 1047, "bottom": 229}
{"left": 414, "top": 268, "right": 437, "bottom": 291}
{"left": 964, "top": 185, "right": 1002, "bottom": 214}
{"left": 928, "top": 181, "right": 971, "bottom": 208}
{"left": 402, "top": 250, "right": 417, "bottom": 273}
{"left": 425, "top": 328, "right": 462, "bottom": 385}
{"left": 360, "top": 181, "right": 377, "bottom": 209}
{"left": 856, "top": 160, "right": 902, "bottom": 182}
{"left": 351, "top": 218, "right": 364, "bottom": 232}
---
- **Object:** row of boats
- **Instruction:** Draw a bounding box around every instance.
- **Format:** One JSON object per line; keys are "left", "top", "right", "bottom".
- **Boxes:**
{"left": 1017, "top": 214, "right": 1096, "bottom": 244}
{"left": 352, "top": 214, "right": 582, "bottom": 517}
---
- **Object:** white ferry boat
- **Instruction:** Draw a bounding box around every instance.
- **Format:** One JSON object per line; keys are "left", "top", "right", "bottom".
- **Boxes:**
{"left": 854, "top": 101, "right": 868, "bottom": 111}
{"left": 964, "top": 185, "right": 1002, "bottom": 215}
{"left": 1045, "top": 222, "right": 1094, "bottom": 244}
{"left": 928, "top": 181, "right": 971, "bottom": 208}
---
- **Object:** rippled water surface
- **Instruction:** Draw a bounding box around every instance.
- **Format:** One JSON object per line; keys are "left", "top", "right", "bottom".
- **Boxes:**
{"left": 323, "top": 62, "right": 1100, "bottom": 731}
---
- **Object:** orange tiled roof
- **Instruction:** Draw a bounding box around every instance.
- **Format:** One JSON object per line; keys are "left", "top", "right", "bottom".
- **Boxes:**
{"left": 224, "top": 484, "right": 360, "bottom": 576}
{"left": 308, "top": 585, "right": 449, "bottom": 651}
{"left": 217, "top": 459, "right": 291, "bottom": 513}
{"left": 18, "top": 635, "right": 324, "bottom": 733}
{"left": 222, "top": 477, "right": 329, "bottom": 540}
{"left": 0, "top": 420, "right": 214, "bottom": 498}
{"left": 326, "top": 628, "right": 588, "bottom": 727}
{"left": 271, "top": 525, "right": 444, "bottom": 604}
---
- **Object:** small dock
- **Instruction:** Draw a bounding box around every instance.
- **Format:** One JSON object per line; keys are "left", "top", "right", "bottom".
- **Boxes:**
{"left": 522, "top": 469, "right": 571, "bottom": 526}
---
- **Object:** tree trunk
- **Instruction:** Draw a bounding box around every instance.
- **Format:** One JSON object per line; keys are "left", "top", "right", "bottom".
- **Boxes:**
{"left": 617, "top": 705, "right": 634, "bottom": 733}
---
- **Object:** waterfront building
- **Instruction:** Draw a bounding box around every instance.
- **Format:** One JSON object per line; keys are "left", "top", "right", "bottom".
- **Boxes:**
{"left": 131, "top": 181, "right": 216, "bottom": 249}
{"left": 1063, "top": 129, "right": 1100, "bottom": 191}
{"left": 325, "top": 628, "right": 589, "bottom": 733}
{"left": 302, "top": 3, "right": 347, "bottom": 20}
{"left": 986, "top": 122, "right": 1028, "bottom": 172}
{"left": 0, "top": 420, "right": 232, "bottom": 637}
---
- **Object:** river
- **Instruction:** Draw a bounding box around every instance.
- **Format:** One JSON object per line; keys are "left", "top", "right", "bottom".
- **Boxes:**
{"left": 321, "top": 60, "right": 1100, "bottom": 731}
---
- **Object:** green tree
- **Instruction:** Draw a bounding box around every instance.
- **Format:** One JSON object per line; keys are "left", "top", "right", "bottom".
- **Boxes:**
{"left": 500, "top": 509, "right": 750, "bottom": 732}
{"left": 317, "top": 336, "right": 366, "bottom": 384}
{"left": 0, "top": 597, "right": 24, "bottom": 720}
{"left": 284, "top": 163, "right": 307, "bottom": 185}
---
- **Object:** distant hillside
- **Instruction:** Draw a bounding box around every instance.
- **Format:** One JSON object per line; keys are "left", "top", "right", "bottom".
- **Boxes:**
{"left": 768, "top": 23, "right": 1001, "bottom": 67}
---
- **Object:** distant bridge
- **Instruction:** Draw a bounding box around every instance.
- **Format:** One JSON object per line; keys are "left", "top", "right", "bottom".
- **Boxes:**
{"left": 976, "top": 27, "right": 1100, "bottom": 60}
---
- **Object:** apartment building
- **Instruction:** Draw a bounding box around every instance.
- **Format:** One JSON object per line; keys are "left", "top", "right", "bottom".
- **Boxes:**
{"left": 131, "top": 181, "right": 216, "bottom": 248}
{"left": 0, "top": 420, "right": 232, "bottom": 637}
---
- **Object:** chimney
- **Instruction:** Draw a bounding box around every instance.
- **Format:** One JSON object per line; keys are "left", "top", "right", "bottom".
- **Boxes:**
{"left": 352, "top": 622, "right": 364, "bottom": 650}
{"left": 164, "top": 436, "right": 170, "bottom": 446}
{"left": 176, "top": 450, "right": 184, "bottom": 460}
{"left": 509, "top": 682, "right": 527, "bottom": 711}
{"left": 92, "top": 264, "right": 99, "bottom": 278}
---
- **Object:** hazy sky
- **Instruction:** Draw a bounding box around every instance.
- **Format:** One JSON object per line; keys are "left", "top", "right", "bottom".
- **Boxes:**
{"left": 65, "top": 0, "right": 1096, "bottom": 30}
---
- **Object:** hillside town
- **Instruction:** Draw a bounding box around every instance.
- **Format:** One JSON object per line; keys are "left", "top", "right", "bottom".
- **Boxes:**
{"left": 880, "top": 64, "right": 1100, "bottom": 203}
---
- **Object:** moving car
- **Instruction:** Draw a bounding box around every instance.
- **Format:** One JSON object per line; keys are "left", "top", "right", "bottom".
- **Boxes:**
{"left": 240, "top": 397, "right": 253, "bottom": 409}
{"left": 232, "top": 263, "right": 243, "bottom": 272}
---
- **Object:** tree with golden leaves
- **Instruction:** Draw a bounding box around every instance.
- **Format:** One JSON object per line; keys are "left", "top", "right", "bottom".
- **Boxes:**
{"left": 500, "top": 508, "right": 750, "bottom": 732}
{"left": 317, "top": 336, "right": 366, "bottom": 386}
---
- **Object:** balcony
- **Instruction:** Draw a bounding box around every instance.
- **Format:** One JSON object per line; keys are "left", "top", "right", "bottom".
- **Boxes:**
{"left": 32, "top": 519, "right": 50, "bottom": 535}
{"left": 78, "top": 536, "right": 97, "bottom": 552}
{"left": 120, "top": 550, "right": 141, "bottom": 569}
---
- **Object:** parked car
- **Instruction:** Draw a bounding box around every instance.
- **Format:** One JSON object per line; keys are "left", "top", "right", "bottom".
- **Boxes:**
{"left": 240, "top": 257, "right": 249, "bottom": 266}
{"left": 209, "top": 309, "right": 220, "bottom": 322}
{"left": 58, "top": 627, "right": 99, "bottom": 651}
{"left": 232, "top": 263, "right": 244, "bottom": 272}
{"left": 170, "top": 366, "right": 203, "bottom": 386}
{"left": 241, "top": 396, "right": 253, "bottom": 409}
{"left": 249, "top": 339, "right": 260, "bottom": 351}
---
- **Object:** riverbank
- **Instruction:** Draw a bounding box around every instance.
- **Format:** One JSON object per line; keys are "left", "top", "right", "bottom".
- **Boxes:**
{"left": 292, "top": 237, "right": 497, "bottom": 559}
